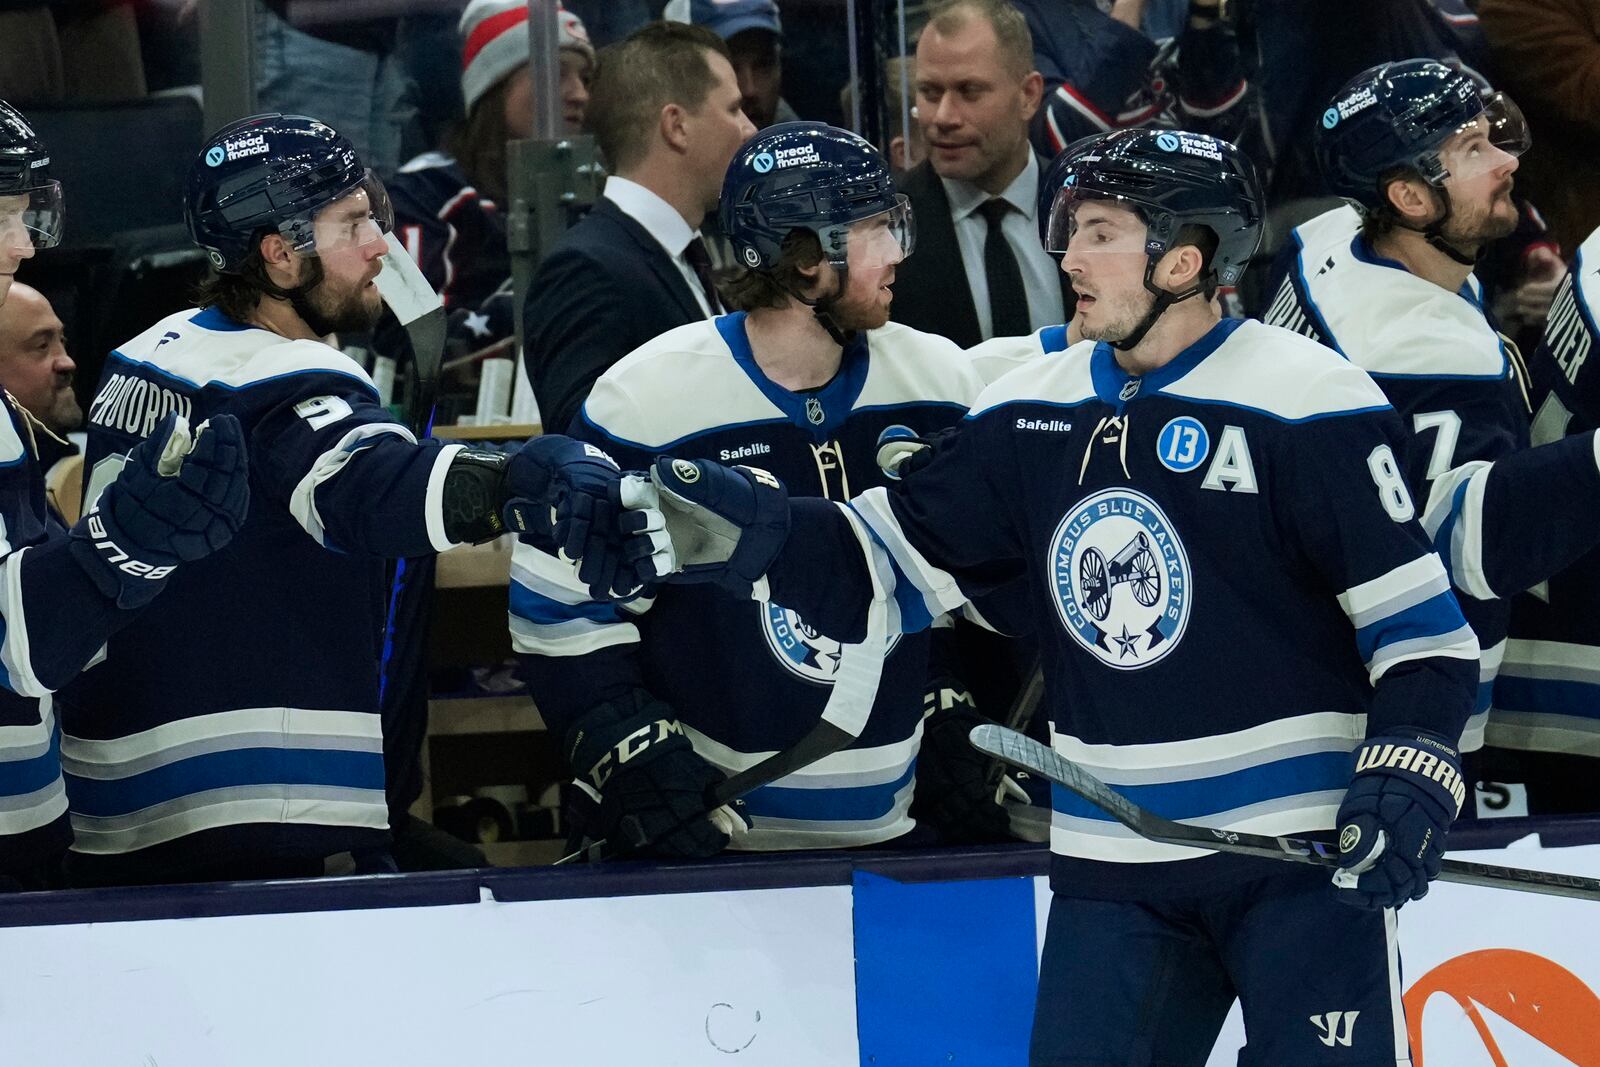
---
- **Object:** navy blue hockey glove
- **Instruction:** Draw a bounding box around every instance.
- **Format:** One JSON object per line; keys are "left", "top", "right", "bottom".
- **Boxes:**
{"left": 912, "top": 680, "right": 1016, "bottom": 845}
{"left": 643, "top": 456, "right": 790, "bottom": 597}
{"left": 501, "top": 435, "right": 666, "bottom": 600}
{"left": 69, "top": 412, "right": 249, "bottom": 608}
{"left": 1333, "top": 730, "right": 1467, "bottom": 910}
{"left": 564, "top": 691, "right": 745, "bottom": 859}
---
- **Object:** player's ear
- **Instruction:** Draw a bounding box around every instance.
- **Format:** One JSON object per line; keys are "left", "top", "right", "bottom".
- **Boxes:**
{"left": 1383, "top": 174, "right": 1436, "bottom": 226}
{"left": 256, "top": 232, "right": 300, "bottom": 288}
{"left": 1154, "top": 243, "right": 1204, "bottom": 293}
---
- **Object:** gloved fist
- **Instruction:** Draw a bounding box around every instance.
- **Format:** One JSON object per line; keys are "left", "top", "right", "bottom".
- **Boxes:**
{"left": 647, "top": 456, "right": 790, "bottom": 597}
{"left": 564, "top": 691, "right": 745, "bottom": 859}
{"left": 875, "top": 426, "right": 960, "bottom": 480}
{"left": 502, "top": 436, "right": 668, "bottom": 600}
{"left": 911, "top": 681, "right": 1015, "bottom": 845}
{"left": 70, "top": 412, "right": 250, "bottom": 608}
{"left": 1332, "top": 730, "right": 1467, "bottom": 910}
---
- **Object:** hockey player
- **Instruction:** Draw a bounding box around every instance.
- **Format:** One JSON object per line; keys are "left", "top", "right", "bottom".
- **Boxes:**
{"left": 1263, "top": 60, "right": 1600, "bottom": 809}
{"left": 576, "top": 128, "right": 1481, "bottom": 1061}
{"left": 59, "top": 114, "right": 642, "bottom": 888}
{"left": 1495, "top": 226, "right": 1600, "bottom": 812}
{"left": 0, "top": 101, "right": 251, "bottom": 889}
{"left": 511, "top": 122, "right": 1028, "bottom": 855}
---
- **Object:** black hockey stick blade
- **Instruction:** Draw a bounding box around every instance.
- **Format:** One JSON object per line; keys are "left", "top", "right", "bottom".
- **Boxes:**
{"left": 970, "top": 724, "right": 1600, "bottom": 903}
{"left": 554, "top": 720, "right": 858, "bottom": 865}
{"left": 374, "top": 233, "right": 447, "bottom": 436}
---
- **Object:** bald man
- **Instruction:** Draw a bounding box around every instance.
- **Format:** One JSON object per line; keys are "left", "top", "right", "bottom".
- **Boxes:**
{"left": 0, "top": 282, "right": 81, "bottom": 448}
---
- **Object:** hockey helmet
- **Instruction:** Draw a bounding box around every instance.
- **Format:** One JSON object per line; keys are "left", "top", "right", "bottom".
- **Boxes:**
{"left": 0, "top": 99, "right": 64, "bottom": 252}
{"left": 720, "top": 121, "right": 913, "bottom": 275}
{"left": 186, "top": 114, "right": 393, "bottom": 273}
{"left": 1039, "top": 128, "right": 1264, "bottom": 288}
{"left": 1314, "top": 59, "right": 1529, "bottom": 213}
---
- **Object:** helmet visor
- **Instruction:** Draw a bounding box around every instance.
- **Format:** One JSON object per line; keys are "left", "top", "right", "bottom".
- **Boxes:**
{"left": 1434, "top": 93, "right": 1530, "bottom": 184}
{"left": 0, "top": 180, "right": 65, "bottom": 252}
{"left": 1043, "top": 186, "right": 1152, "bottom": 258}
{"left": 826, "top": 195, "right": 915, "bottom": 271}
{"left": 278, "top": 170, "right": 394, "bottom": 258}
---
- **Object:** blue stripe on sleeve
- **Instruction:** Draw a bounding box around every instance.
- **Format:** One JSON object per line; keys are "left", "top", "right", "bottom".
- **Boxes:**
{"left": 1351, "top": 589, "right": 1468, "bottom": 665}
{"left": 507, "top": 581, "right": 626, "bottom": 626}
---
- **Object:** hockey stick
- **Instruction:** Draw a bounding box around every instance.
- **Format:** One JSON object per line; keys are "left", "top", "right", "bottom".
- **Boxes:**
{"left": 969, "top": 723, "right": 1600, "bottom": 903}
{"left": 374, "top": 232, "right": 448, "bottom": 436}
{"left": 553, "top": 719, "right": 861, "bottom": 865}
{"left": 984, "top": 657, "right": 1044, "bottom": 795}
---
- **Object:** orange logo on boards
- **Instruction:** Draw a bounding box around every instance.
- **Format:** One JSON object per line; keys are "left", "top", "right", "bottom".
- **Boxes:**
{"left": 1404, "top": 948, "right": 1600, "bottom": 1065}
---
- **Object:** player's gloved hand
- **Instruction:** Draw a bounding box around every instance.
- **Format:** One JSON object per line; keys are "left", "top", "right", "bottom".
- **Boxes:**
{"left": 911, "top": 680, "right": 1016, "bottom": 845}
{"left": 501, "top": 435, "right": 668, "bottom": 600}
{"left": 69, "top": 412, "right": 250, "bottom": 608}
{"left": 1332, "top": 730, "right": 1467, "bottom": 910}
{"left": 643, "top": 456, "right": 790, "bottom": 597}
{"left": 564, "top": 690, "right": 746, "bottom": 859}
{"left": 875, "top": 426, "right": 960, "bottom": 480}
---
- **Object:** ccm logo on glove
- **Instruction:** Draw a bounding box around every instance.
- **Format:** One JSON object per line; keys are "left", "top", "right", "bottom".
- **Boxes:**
{"left": 582, "top": 717, "right": 686, "bottom": 790}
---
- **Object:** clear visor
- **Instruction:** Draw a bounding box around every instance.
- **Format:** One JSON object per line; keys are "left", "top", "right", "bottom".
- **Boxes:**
{"left": 277, "top": 170, "right": 394, "bottom": 258}
{"left": 0, "top": 181, "right": 65, "bottom": 252}
{"left": 1044, "top": 188, "right": 1151, "bottom": 258}
{"left": 824, "top": 195, "right": 915, "bottom": 271}
{"left": 1432, "top": 93, "right": 1530, "bottom": 184}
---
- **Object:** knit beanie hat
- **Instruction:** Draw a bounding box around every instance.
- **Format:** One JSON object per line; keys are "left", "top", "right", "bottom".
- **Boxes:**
{"left": 460, "top": 1, "right": 595, "bottom": 115}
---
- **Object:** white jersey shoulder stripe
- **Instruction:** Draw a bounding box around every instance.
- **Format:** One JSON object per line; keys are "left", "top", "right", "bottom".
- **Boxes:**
{"left": 1165, "top": 320, "right": 1393, "bottom": 421}
{"left": 854, "top": 322, "right": 984, "bottom": 409}
{"left": 969, "top": 338, "right": 1098, "bottom": 417}
{"left": 114, "top": 308, "right": 380, "bottom": 394}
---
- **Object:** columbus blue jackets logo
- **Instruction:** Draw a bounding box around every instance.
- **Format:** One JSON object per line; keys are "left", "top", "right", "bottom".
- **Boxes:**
{"left": 1049, "top": 488, "right": 1191, "bottom": 670}
{"left": 762, "top": 603, "right": 900, "bottom": 683}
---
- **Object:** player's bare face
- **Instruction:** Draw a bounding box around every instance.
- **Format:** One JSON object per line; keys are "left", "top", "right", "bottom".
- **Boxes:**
{"left": 0, "top": 194, "right": 37, "bottom": 306}
{"left": 301, "top": 192, "right": 387, "bottom": 334}
{"left": 1061, "top": 202, "right": 1151, "bottom": 344}
{"left": 1438, "top": 120, "right": 1520, "bottom": 245}
{"left": 830, "top": 213, "right": 908, "bottom": 330}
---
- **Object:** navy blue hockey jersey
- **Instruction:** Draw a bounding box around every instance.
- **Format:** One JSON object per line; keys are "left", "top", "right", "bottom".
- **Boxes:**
{"left": 513, "top": 315, "right": 984, "bottom": 849}
{"left": 1263, "top": 205, "right": 1530, "bottom": 749}
{"left": 1498, "top": 227, "right": 1600, "bottom": 755}
{"left": 0, "top": 398, "right": 73, "bottom": 875}
{"left": 63, "top": 307, "right": 466, "bottom": 879}
{"left": 763, "top": 318, "right": 1478, "bottom": 896}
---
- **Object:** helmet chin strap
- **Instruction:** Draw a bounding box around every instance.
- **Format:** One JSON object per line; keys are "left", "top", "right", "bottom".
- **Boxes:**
{"left": 778, "top": 264, "right": 856, "bottom": 347}
{"left": 1109, "top": 259, "right": 1206, "bottom": 353}
{"left": 1408, "top": 186, "right": 1479, "bottom": 267}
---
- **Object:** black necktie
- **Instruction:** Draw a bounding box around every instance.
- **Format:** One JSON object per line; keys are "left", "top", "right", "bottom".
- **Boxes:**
{"left": 977, "top": 198, "right": 1031, "bottom": 338}
{"left": 684, "top": 235, "right": 723, "bottom": 317}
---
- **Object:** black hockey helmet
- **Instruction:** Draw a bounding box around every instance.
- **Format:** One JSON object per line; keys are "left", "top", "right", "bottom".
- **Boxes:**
{"left": 721, "top": 121, "right": 912, "bottom": 274}
{"left": 0, "top": 99, "right": 64, "bottom": 250}
{"left": 185, "top": 113, "right": 393, "bottom": 273}
{"left": 1041, "top": 127, "right": 1264, "bottom": 287}
{"left": 1314, "top": 59, "right": 1529, "bottom": 214}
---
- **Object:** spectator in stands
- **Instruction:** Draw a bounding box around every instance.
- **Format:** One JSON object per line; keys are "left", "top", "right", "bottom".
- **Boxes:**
{"left": 525, "top": 21, "right": 755, "bottom": 433}
{"left": 890, "top": 0, "right": 1068, "bottom": 349}
{"left": 1013, "top": 0, "right": 1249, "bottom": 159}
{"left": 1478, "top": 0, "right": 1600, "bottom": 258}
{"left": 0, "top": 1, "right": 147, "bottom": 104}
{"left": 252, "top": 1, "right": 413, "bottom": 177}
{"left": 385, "top": 0, "right": 595, "bottom": 361}
{"left": 666, "top": 0, "right": 799, "bottom": 130}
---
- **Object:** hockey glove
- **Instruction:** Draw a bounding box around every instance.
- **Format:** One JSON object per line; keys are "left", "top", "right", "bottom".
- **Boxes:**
{"left": 912, "top": 680, "right": 1016, "bottom": 845}
{"left": 565, "top": 691, "right": 745, "bottom": 859}
{"left": 644, "top": 456, "right": 790, "bottom": 598}
{"left": 1332, "top": 730, "right": 1467, "bottom": 910}
{"left": 501, "top": 435, "right": 667, "bottom": 600}
{"left": 69, "top": 412, "right": 249, "bottom": 609}
{"left": 875, "top": 426, "right": 960, "bottom": 480}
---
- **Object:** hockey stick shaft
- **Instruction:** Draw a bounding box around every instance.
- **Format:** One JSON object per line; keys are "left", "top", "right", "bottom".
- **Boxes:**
{"left": 554, "top": 720, "right": 859, "bottom": 865}
{"left": 970, "top": 724, "right": 1600, "bottom": 902}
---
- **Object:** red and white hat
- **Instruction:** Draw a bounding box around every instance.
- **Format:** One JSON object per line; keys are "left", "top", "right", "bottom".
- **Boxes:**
{"left": 460, "top": 1, "right": 595, "bottom": 115}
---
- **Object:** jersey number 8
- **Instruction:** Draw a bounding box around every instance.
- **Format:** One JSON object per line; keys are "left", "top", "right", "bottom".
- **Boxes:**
{"left": 1367, "top": 444, "right": 1415, "bottom": 523}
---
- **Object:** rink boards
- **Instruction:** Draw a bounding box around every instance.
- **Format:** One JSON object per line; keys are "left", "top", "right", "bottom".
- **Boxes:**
{"left": 0, "top": 827, "right": 1597, "bottom": 1066}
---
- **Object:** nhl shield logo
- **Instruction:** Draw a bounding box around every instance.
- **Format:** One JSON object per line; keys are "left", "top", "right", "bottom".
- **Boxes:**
{"left": 1049, "top": 487, "right": 1191, "bottom": 670}
{"left": 762, "top": 603, "right": 900, "bottom": 683}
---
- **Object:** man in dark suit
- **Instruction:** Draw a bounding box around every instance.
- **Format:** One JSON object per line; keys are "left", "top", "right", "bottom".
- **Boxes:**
{"left": 525, "top": 21, "right": 756, "bottom": 432}
{"left": 892, "top": 0, "right": 1072, "bottom": 350}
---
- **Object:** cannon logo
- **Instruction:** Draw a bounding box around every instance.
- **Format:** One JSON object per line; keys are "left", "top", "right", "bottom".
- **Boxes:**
{"left": 1405, "top": 948, "right": 1600, "bottom": 1065}
{"left": 761, "top": 603, "right": 900, "bottom": 683}
{"left": 1048, "top": 487, "right": 1190, "bottom": 670}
